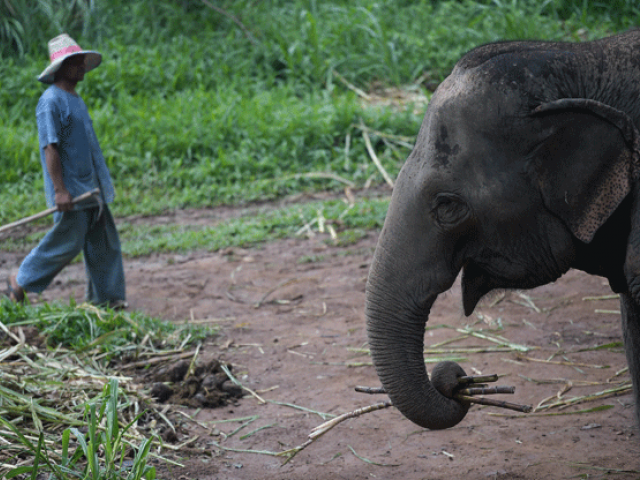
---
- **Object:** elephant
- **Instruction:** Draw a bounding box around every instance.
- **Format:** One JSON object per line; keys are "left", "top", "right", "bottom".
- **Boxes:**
{"left": 365, "top": 29, "right": 640, "bottom": 431}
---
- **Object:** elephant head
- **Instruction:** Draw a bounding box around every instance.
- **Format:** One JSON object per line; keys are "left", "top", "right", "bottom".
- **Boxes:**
{"left": 365, "top": 30, "right": 640, "bottom": 430}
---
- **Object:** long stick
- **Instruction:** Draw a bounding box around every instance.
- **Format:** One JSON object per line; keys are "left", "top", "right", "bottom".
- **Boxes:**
{"left": 360, "top": 120, "right": 395, "bottom": 188}
{"left": 454, "top": 394, "right": 532, "bottom": 413}
{"left": 0, "top": 189, "right": 100, "bottom": 234}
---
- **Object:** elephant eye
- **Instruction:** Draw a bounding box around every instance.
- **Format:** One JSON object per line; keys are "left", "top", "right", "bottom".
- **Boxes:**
{"left": 432, "top": 193, "right": 470, "bottom": 227}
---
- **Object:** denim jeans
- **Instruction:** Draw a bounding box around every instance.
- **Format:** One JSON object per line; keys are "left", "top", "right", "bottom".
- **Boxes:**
{"left": 16, "top": 205, "right": 125, "bottom": 305}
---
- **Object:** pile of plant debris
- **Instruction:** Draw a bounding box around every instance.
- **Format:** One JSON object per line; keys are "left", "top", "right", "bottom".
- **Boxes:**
{"left": 0, "top": 301, "right": 238, "bottom": 474}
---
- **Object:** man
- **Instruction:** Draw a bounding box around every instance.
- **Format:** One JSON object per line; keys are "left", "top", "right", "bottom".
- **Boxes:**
{"left": 6, "top": 34, "right": 126, "bottom": 308}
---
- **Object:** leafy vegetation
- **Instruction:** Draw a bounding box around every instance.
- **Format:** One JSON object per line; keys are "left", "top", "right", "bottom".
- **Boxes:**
{"left": 0, "top": 297, "right": 212, "bottom": 353}
{"left": 2, "top": 196, "right": 390, "bottom": 255}
{"left": 1, "top": 0, "right": 638, "bottom": 225}
{"left": 0, "top": 299, "right": 213, "bottom": 478}
{"left": 1, "top": 380, "right": 156, "bottom": 480}
{"left": 0, "top": 2, "right": 638, "bottom": 476}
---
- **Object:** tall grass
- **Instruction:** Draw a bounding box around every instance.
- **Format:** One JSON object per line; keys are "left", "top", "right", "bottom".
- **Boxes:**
{"left": 0, "top": 0, "right": 637, "bottom": 224}
{"left": 0, "top": 0, "right": 97, "bottom": 57}
{"left": 1, "top": 379, "right": 156, "bottom": 480}
{"left": 0, "top": 300, "right": 212, "bottom": 478}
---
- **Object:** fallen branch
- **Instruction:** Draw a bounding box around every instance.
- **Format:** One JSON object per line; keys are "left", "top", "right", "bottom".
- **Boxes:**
{"left": 254, "top": 278, "right": 302, "bottom": 308}
{"left": 348, "top": 444, "right": 400, "bottom": 467}
{"left": 280, "top": 374, "right": 531, "bottom": 464}
{"left": 332, "top": 70, "right": 371, "bottom": 100}
{"left": 514, "top": 293, "right": 541, "bottom": 313}
{"left": 582, "top": 294, "right": 619, "bottom": 301}
{"left": 455, "top": 327, "right": 532, "bottom": 352}
{"left": 360, "top": 120, "right": 394, "bottom": 188}
{"left": 488, "top": 404, "right": 615, "bottom": 419}
{"left": 220, "top": 363, "right": 266, "bottom": 404}
{"left": 309, "top": 402, "right": 392, "bottom": 441}
{"left": 535, "top": 384, "right": 632, "bottom": 411}
{"left": 120, "top": 350, "right": 198, "bottom": 370}
{"left": 277, "top": 400, "right": 393, "bottom": 464}
{"left": 518, "top": 356, "right": 609, "bottom": 369}
{"left": 534, "top": 382, "right": 573, "bottom": 412}
{"left": 267, "top": 400, "right": 335, "bottom": 421}
{"left": 199, "top": 0, "right": 258, "bottom": 45}
{"left": 455, "top": 395, "right": 532, "bottom": 413}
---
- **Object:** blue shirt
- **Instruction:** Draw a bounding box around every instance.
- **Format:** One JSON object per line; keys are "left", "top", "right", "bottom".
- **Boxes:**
{"left": 36, "top": 85, "right": 115, "bottom": 209}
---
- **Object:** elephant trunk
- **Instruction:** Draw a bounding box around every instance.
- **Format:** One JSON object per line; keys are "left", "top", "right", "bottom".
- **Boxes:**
{"left": 365, "top": 241, "right": 470, "bottom": 430}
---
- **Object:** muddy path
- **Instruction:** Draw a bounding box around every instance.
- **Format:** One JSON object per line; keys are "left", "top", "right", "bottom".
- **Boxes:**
{"left": 2, "top": 202, "right": 639, "bottom": 479}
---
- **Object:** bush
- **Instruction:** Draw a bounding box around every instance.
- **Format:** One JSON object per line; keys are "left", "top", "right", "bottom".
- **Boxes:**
{"left": 1, "top": 0, "right": 637, "bottom": 223}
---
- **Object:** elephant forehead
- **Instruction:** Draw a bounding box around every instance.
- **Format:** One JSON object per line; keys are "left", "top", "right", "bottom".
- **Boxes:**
{"left": 432, "top": 72, "right": 469, "bottom": 104}
{"left": 431, "top": 67, "right": 504, "bottom": 109}
{"left": 413, "top": 108, "right": 494, "bottom": 173}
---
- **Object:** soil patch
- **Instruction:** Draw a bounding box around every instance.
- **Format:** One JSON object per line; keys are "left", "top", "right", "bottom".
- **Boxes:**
{"left": 2, "top": 204, "right": 640, "bottom": 480}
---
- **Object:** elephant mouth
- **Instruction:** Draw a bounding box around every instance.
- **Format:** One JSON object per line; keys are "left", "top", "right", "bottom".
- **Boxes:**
{"left": 462, "top": 259, "right": 562, "bottom": 315}
{"left": 461, "top": 262, "right": 496, "bottom": 316}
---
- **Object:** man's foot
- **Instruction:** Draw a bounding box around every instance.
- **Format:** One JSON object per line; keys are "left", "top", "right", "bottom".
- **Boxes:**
{"left": 6, "top": 275, "right": 25, "bottom": 303}
{"left": 109, "top": 299, "right": 128, "bottom": 311}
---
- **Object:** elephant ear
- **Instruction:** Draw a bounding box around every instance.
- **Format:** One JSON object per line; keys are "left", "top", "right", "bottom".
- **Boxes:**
{"left": 530, "top": 98, "right": 640, "bottom": 244}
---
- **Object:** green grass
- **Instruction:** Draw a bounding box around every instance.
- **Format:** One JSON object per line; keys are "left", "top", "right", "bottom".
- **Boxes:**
{"left": 119, "top": 197, "right": 389, "bottom": 256}
{"left": 1, "top": 379, "right": 157, "bottom": 480}
{"left": 1, "top": 0, "right": 637, "bottom": 225}
{"left": 0, "top": 297, "right": 214, "bottom": 355}
{"left": 0, "top": 2, "right": 638, "bottom": 477}
{"left": 1, "top": 196, "right": 391, "bottom": 256}
{"left": 0, "top": 379, "right": 156, "bottom": 480}
{"left": 0, "top": 300, "right": 213, "bottom": 478}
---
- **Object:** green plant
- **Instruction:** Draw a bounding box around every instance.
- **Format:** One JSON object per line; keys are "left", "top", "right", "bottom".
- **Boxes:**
{"left": 0, "top": 0, "right": 98, "bottom": 57}
{"left": 0, "top": 299, "right": 214, "bottom": 356}
{"left": 0, "top": 300, "right": 206, "bottom": 477}
{"left": 1, "top": 379, "right": 156, "bottom": 480}
{"left": 2, "top": 1, "right": 637, "bottom": 226}
{"left": 115, "top": 196, "right": 390, "bottom": 256}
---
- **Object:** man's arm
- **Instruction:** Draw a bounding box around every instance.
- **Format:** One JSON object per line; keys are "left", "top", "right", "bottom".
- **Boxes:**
{"left": 44, "top": 143, "right": 73, "bottom": 211}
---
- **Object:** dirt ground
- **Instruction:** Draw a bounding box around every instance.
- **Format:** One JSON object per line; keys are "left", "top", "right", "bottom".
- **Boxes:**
{"left": 2, "top": 195, "right": 640, "bottom": 480}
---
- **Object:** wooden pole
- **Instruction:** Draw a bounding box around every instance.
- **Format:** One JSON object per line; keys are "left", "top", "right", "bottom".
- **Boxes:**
{"left": 0, "top": 188, "right": 100, "bottom": 234}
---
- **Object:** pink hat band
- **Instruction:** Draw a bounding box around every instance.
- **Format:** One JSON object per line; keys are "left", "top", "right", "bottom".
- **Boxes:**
{"left": 50, "top": 44, "right": 83, "bottom": 62}
{"left": 38, "top": 34, "right": 102, "bottom": 84}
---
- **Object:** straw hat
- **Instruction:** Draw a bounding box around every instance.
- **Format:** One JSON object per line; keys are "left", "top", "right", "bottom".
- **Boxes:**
{"left": 38, "top": 33, "right": 102, "bottom": 84}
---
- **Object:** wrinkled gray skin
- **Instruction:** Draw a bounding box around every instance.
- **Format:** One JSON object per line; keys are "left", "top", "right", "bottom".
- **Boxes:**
{"left": 365, "top": 29, "right": 640, "bottom": 430}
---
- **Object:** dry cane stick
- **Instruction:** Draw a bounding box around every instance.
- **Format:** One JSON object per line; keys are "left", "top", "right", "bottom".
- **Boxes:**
{"left": 308, "top": 401, "right": 393, "bottom": 440}
{"left": 282, "top": 376, "right": 531, "bottom": 464}
{"left": 455, "top": 394, "right": 532, "bottom": 413}
{"left": 0, "top": 188, "right": 100, "bottom": 234}
{"left": 356, "top": 373, "right": 532, "bottom": 414}
{"left": 457, "top": 386, "right": 515, "bottom": 395}
{"left": 356, "top": 387, "right": 530, "bottom": 413}
{"left": 458, "top": 374, "right": 499, "bottom": 384}
{"left": 278, "top": 400, "right": 393, "bottom": 465}
{"left": 355, "top": 374, "right": 500, "bottom": 394}
{"left": 360, "top": 120, "right": 395, "bottom": 189}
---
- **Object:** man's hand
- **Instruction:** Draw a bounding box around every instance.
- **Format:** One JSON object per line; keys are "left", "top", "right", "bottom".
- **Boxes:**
{"left": 44, "top": 143, "right": 72, "bottom": 211}
{"left": 54, "top": 190, "right": 73, "bottom": 211}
